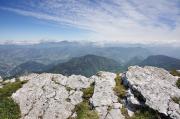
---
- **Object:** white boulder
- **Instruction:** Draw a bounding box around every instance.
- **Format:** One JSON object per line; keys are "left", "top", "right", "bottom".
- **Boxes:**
{"left": 123, "top": 66, "right": 180, "bottom": 119}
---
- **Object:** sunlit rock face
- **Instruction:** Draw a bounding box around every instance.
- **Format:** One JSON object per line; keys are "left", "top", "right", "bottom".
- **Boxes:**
{"left": 90, "top": 71, "right": 124, "bottom": 119}
{"left": 122, "top": 66, "right": 180, "bottom": 119}
{"left": 12, "top": 73, "right": 92, "bottom": 119}
{"left": 12, "top": 72, "right": 125, "bottom": 119}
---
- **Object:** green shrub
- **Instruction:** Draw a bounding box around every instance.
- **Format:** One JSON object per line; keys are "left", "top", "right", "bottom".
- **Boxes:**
{"left": 176, "top": 78, "right": 180, "bottom": 89}
{"left": 113, "top": 74, "right": 126, "bottom": 98}
{"left": 0, "top": 80, "right": 27, "bottom": 119}
{"left": 75, "top": 101, "right": 99, "bottom": 119}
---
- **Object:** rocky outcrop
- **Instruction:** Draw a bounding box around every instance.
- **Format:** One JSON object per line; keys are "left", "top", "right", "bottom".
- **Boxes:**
{"left": 12, "top": 73, "right": 92, "bottom": 119}
{"left": 90, "top": 71, "right": 124, "bottom": 119}
{"left": 11, "top": 66, "right": 180, "bottom": 119}
{"left": 12, "top": 72, "right": 125, "bottom": 119}
{"left": 122, "top": 66, "right": 180, "bottom": 119}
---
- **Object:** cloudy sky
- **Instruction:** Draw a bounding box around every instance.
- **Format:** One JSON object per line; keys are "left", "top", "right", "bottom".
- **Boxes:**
{"left": 0, "top": 0, "right": 180, "bottom": 45}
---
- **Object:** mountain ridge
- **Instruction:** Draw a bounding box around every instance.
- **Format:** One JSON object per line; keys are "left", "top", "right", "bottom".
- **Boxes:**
{"left": 140, "top": 55, "right": 180, "bottom": 70}
{"left": 47, "top": 54, "right": 122, "bottom": 77}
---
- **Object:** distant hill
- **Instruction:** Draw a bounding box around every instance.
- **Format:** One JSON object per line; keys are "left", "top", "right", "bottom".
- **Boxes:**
{"left": 48, "top": 55, "right": 122, "bottom": 77}
{"left": 140, "top": 55, "right": 180, "bottom": 70}
{"left": 10, "top": 61, "right": 46, "bottom": 77}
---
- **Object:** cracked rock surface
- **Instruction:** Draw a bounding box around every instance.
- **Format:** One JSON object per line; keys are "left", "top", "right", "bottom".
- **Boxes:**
{"left": 12, "top": 73, "right": 92, "bottom": 119}
{"left": 90, "top": 71, "right": 125, "bottom": 119}
{"left": 12, "top": 72, "right": 125, "bottom": 119}
{"left": 122, "top": 66, "right": 180, "bottom": 119}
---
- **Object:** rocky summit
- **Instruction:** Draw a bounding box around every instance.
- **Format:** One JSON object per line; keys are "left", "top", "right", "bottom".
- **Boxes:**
{"left": 10, "top": 66, "right": 180, "bottom": 119}
{"left": 90, "top": 72, "right": 124, "bottom": 119}
{"left": 12, "top": 72, "right": 125, "bottom": 119}
{"left": 122, "top": 66, "right": 180, "bottom": 119}
{"left": 12, "top": 73, "right": 92, "bottom": 119}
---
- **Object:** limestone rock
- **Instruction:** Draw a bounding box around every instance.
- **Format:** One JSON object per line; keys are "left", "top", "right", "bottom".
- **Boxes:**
{"left": 106, "top": 109, "right": 125, "bottom": 119}
{"left": 90, "top": 71, "right": 124, "bottom": 119}
{"left": 12, "top": 73, "right": 85, "bottom": 119}
{"left": 122, "top": 66, "right": 180, "bottom": 119}
{"left": 10, "top": 78, "right": 16, "bottom": 83}
{"left": 66, "top": 75, "right": 92, "bottom": 90}
{"left": 69, "top": 90, "right": 83, "bottom": 105}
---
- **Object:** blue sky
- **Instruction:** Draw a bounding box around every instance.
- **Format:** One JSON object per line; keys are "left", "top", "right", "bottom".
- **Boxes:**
{"left": 0, "top": 0, "right": 180, "bottom": 45}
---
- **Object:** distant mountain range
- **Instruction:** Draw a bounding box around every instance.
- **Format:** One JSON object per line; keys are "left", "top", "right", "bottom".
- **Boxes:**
{"left": 47, "top": 55, "right": 122, "bottom": 77}
{"left": 8, "top": 55, "right": 122, "bottom": 77}
{"left": 0, "top": 41, "right": 151, "bottom": 77}
{"left": 6, "top": 54, "right": 180, "bottom": 78}
{"left": 1, "top": 41, "right": 180, "bottom": 78}
{"left": 140, "top": 55, "right": 180, "bottom": 70}
{"left": 9, "top": 61, "right": 46, "bottom": 77}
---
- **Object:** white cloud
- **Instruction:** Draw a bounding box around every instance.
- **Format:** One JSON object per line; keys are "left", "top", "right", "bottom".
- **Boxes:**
{"left": 1, "top": 0, "right": 180, "bottom": 45}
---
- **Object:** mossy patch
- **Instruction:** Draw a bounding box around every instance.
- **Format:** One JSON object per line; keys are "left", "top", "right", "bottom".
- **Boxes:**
{"left": 113, "top": 74, "right": 126, "bottom": 99}
{"left": 75, "top": 101, "right": 99, "bottom": 119}
{"left": 0, "top": 80, "right": 27, "bottom": 119}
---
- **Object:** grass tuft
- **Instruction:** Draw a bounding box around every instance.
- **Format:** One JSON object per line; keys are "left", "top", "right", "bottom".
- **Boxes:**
{"left": 131, "top": 106, "right": 159, "bottom": 119}
{"left": 75, "top": 101, "right": 99, "bottom": 119}
{"left": 0, "top": 80, "right": 27, "bottom": 119}
{"left": 113, "top": 73, "right": 126, "bottom": 99}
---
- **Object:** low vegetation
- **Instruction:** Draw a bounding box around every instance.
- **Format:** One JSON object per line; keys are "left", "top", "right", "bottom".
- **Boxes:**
{"left": 0, "top": 80, "right": 27, "bottom": 119}
{"left": 131, "top": 106, "right": 159, "bottom": 119}
{"left": 82, "top": 83, "right": 95, "bottom": 100}
{"left": 170, "top": 70, "right": 180, "bottom": 89}
{"left": 75, "top": 101, "right": 99, "bottom": 119}
{"left": 75, "top": 82, "right": 99, "bottom": 119}
{"left": 121, "top": 106, "right": 130, "bottom": 119}
{"left": 170, "top": 69, "right": 180, "bottom": 77}
{"left": 113, "top": 73, "right": 126, "bottom": 99}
